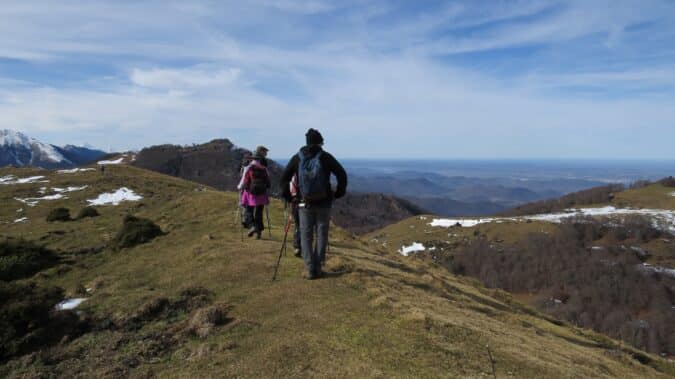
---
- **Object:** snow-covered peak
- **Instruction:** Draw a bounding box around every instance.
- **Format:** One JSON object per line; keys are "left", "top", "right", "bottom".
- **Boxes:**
{"left": 0, "top": 129, "right": 71, "bottom": 166}
{"left": 0, "top": 129, "right": 32, "bottom": 148}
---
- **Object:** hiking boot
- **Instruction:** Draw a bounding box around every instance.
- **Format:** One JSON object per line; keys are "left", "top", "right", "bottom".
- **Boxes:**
{"left": 302, "top": 269, "right": 315, "bottom": 280}
{"left": 247, "top": 227, "right": 257, "bottom": 238}
{"left": 294, "top": 248, "right": 302, "bottom": 258}
{"left": 255, "top": 231, "right": 262, "bottom": 240}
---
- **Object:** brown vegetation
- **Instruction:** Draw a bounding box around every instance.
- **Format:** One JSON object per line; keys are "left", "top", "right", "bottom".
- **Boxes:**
{"left": 110, "top": 215, "right": 164, "bottom": 251}
{"left": 499, "top": 184, "right": 624, "bottom": 216}
{"left": 332, "top": 193, "right": 427, "bottom": 234}
{"left": 76, "top": 206, "right": 99, "bottom": 219}
{"left": 444, "top": 216, "right": 674, "bottom": 355}
{"left": 46, "top": 207, "right": 71, "bottom": 222}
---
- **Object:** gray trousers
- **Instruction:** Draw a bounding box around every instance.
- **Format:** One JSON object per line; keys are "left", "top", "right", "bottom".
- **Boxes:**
{"left": 299, "top": 206, "right": 331, "bottom": 274}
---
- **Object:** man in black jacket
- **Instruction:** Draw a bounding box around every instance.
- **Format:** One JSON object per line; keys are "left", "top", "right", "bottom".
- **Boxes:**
{"left": 280, "top": 129, "right": 347, "bottom": 279}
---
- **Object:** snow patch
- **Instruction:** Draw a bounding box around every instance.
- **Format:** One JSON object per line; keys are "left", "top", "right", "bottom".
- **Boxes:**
{"left": 399, "top": 242, "right": 425, "bottom": 256}
{"left": 429, "top": 206, "right": 675, "bottom": 233}
{"left": 430, "top": 218, "right": 499, "bottom": 228}
{"left": 57, "top": 168, "right": 95, "bottom": 174}
{"left": 87, "top": 187, "right": 142, "bottom": 205}
{"left": 637, "top": 263, "right": 675, "bottom": 279}
{"left": 670, "top": 191, "right": 675, "bottom": 197}
{"left": 13, "top": 217, "right": 28, "bottom": 223}
{"left": 15, "top": 193, "right": 65, "bottom": 206}
{"left": 55, "top": 298, "right": 88, "bottom": 311}
{"left": 52, "top": 185, "right": 88, "bottom": 193}
{"left": 41, "top": 143, "right": 68, "bottom": 163}
{"left": 0, "top": 175, "right": 48, "bottom": 185}
{"left": 97, "top": 157, "right": 124, "bottom": 165}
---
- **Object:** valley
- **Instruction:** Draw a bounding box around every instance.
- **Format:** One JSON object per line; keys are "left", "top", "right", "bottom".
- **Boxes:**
{"left": 370, "top": 181, "right": 675, "bottom": 358}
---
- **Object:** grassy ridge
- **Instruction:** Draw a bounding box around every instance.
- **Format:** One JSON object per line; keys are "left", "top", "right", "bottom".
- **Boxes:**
{"left": 0, "top": 165, "right": 672, "bottom": 377}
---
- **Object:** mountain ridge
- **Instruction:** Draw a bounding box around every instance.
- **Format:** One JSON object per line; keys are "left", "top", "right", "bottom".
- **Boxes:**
{"left": 0, "top": 129, "right": 106, "bottom": 169}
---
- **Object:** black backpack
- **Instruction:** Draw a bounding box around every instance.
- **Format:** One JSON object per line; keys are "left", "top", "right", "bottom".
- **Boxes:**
{"left": 247, "top": 165, "right": 269, "bottom": 195}
{"left": 298, "top": 150, "right": 329, "bottom": 202}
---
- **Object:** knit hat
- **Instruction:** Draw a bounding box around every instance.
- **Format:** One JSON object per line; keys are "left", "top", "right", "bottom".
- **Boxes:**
{"left": 305, "top": 128, "right": 324, "bottom": 145}
{"left": 254, "top": 145, "right": 269, "bottom": 158}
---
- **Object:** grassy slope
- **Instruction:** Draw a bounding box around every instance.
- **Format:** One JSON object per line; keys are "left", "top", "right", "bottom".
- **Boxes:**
{"left": 1, "top": 166, "right": 673, "bottom": 378}
{"left": 613, "top": 184, "right": 675, "bottom": 210}
{"left": 369, "top": 183, "right": 675, "bottom": 267}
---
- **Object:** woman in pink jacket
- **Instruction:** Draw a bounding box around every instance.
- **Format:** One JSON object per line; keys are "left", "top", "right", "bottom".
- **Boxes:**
{"left": 237, "top": 146, "right": 271, "bottom": 239}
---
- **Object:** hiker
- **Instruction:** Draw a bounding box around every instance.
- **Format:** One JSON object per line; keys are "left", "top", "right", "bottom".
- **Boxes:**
{"left": 280, "top": 129, "right": 347, "bottom": 279}
{"left": 237, "top": 146, "right": 271, "bottom": 239}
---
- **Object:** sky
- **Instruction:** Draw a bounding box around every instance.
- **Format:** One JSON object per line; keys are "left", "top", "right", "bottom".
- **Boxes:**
{"left": 1, "top": 0, "right": 674, "bottom": 159}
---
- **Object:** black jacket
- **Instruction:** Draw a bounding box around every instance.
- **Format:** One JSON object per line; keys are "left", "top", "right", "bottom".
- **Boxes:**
{"left": 280, "top": 145, "right": 347, "bottom": 207}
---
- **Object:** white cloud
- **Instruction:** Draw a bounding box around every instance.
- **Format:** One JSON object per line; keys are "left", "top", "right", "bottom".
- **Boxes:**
{"left": 130, "top": 66, "right": 241, "bottom": 90}
{"left": 0, "top": 0, "right": 674, "bottom": 158}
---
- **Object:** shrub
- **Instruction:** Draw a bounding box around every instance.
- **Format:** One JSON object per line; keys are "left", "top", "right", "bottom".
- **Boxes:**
{"left": 446, "top": 220, "right": 674, "bottom": 355}
{"left": 0, "top": 281, "right": 63, "bottom": 361}
{"left": 76, "top": 206, "right": 99, "bottom": 220}
{"left": 659, "top": 176, "right": 675, "bottom": 187}
{"left": 110, "top": 215, "right": 164, "bottom": 251}
{"left": 0, "top": 238, "right": 59, "bottom": 281}
{"left": 46, "top": 207, "right": 71, "bottom": 222}
{"left": 186, "top": 303, "right": 231, "bottom": 339}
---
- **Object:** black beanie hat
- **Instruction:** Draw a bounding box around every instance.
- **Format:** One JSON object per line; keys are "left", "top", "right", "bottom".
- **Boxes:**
{"left": 306, "top": 128, "right": 324, "bottom": 145}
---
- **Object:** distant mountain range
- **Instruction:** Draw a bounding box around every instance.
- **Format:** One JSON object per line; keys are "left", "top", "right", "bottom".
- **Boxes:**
{"left": 347, "top": 170, "right": 606, "bottom": 216}
{"left": 0, "top": 129, "right": 106, "bottom": 169}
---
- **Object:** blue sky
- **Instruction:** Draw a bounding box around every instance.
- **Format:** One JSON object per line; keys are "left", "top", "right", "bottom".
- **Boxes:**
{"left": 1, "top": 0, "right": 674, "bottom": 159}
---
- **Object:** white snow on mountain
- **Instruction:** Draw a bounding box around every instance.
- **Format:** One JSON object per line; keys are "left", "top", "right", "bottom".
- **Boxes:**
{"left": 429, "top": 218, "right": 498, "bottom": 228}
{"left": 55, "top": 298, "right": 88, "bottom": 311}
{"left": 97, "top": 157, "right": 124, "bottom": 165}
{"left": 399, "top": 242, "right": 426, "bottom": 256}
{"left": 429, "top": 206, "right": 675, "bottom": 233}
{"left": 52, "top": 185, "right": 88, "bottom": 193}
{"left": 1, "top": 129, "right": 71, "bottom": 166}
{"left": 87, "top": 187, "right": 142, "bottom": 205}
{"left": 0, "top": 129, "right": 31, "bottom": 147}
{"left": 57, "top": 168, "right": 95, "bottom": 174}
{"left": 0, "top": 175, "right": 48, "bottom": 185}
{"left": 15, "top": 193, "right": 65, "bottom": 207}
{"left": 637, "top": 263, "right": 675, "bottom": 279}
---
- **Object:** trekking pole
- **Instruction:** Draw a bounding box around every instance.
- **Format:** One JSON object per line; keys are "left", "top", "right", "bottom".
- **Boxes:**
{"left": 283, "top": 201, "right": 288, "bottom": 228}
{"left": 272, "top": 213, "right": 294, "bottom": 281}
{"left": 266, "top": 205, "right": 272, "bottom": 239}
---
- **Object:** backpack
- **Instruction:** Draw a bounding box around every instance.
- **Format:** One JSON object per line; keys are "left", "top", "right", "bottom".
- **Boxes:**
{"left": 246, "top": 164, "right": 269, "bottom": 195}
{"left": 298, "top": 150, "right": 329, "bottom": 202}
